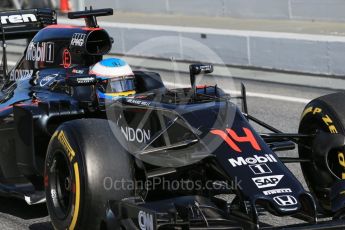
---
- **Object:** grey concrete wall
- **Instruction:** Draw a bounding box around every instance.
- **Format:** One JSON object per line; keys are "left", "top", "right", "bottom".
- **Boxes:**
{"left": 101, "top": 24, "right": 345, "bottom": 76}
{"left": 224, "top": 0, "right": 290, "bottom": 19}
{"left": 63, "top": 0, "right": 345, "bottom": 76}
{"left": 85, "top": 0, "right": 345, "bottom": 22}
{"left": 250, "top": 37, "right": 330, "bottom": 74}
{"left": 291, "top": 0, "right": 345, "bottom": 21}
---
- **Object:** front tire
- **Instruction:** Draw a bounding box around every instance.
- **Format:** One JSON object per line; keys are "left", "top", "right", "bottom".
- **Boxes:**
{"left": 45, "top": 119, "right": 134, "bottom": 229}
{"left": 299, "top": 92, "right": 345, "bottom": 212}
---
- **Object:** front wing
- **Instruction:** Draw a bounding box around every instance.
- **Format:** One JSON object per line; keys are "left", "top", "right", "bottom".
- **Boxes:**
{"left": 105, "top": 195, "right": 345, "bottom": 229}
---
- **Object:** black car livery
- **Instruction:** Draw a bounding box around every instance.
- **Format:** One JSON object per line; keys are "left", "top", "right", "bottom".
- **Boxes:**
{"left": 0, "top": 7, "right": 345, "bottom": 230}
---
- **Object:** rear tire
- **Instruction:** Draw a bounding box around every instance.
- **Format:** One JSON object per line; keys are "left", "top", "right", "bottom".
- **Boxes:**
{"left": 299, "top": 92, "right": 345, "bottom": 212}
{"left": 45, "top": 119, "right": 134, "bottom": 229}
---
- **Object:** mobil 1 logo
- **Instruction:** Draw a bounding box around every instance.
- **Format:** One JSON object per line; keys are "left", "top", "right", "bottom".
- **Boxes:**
{"left": 229, "top": 154, "right": 277, "bottom": 167}
{"left": 249, "top": 163, "right": 272, "bottom": 175}
{"left": 26, "top": 42, "right": 54, "bottom": 63}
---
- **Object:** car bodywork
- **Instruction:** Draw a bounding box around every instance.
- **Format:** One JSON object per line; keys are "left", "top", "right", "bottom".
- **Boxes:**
{"left": 0, "top": 8, "right": 344, "bottom": 230}
{"left": 0, "top": 8, "right": 112, "bottom": 203}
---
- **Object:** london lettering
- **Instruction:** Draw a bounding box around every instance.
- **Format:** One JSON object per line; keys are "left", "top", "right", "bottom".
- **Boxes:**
{"left": 121, "top": 127, "right": 151, "bottom": 143}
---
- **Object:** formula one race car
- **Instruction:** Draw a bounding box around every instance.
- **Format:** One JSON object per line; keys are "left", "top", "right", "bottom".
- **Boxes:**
{"left": 1, "top": 7, "right": 345, "bottom": 230}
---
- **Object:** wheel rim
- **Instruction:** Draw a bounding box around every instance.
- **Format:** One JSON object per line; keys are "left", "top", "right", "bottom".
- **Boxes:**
{"left": 303, "top": 124, "right": 344, "bottom": 180}
{"left": 48, "top": 150, "right": 74, "bottom": 220}
{"left": 300, "top": 121, "right": 341, "bottom": 179}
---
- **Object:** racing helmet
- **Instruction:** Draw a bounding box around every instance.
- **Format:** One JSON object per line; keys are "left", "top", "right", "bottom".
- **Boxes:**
{"left": 90, "top": 58, "right": 136, "bottom": 98}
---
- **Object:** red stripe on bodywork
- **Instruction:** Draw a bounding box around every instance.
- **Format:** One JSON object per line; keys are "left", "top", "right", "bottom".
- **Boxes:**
{"left": 46, "top": 24, "right": 103, "bottom": 31}
{"left": 210, "top": 130, "right": 242, "bottom": 152}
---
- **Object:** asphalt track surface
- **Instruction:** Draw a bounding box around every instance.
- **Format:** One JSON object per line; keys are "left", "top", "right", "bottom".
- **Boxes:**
{"left": 0, "top": 54, "right": 339, "bottom": 229}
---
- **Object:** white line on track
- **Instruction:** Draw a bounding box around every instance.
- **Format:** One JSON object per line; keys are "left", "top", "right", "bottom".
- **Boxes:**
{"left": 165, "top": 82, "right": 311, "bottom": 104}
{"left": 244, "top": 92, "right": 310, "bottom": 104}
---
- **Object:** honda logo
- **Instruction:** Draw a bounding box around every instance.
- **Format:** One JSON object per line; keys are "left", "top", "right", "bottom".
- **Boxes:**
{"left": 273, "top": 195, "right": 297, "bottom": 206}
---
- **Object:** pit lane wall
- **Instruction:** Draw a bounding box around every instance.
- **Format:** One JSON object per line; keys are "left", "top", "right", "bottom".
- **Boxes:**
{"left": 98, "top": 23, "right": 345, "bottom": 77}
{"left": 85, "top": 0, "right": 345, "bottom": 22}
{"left": 79, "top": 0, "right": 345, "bottom": 76}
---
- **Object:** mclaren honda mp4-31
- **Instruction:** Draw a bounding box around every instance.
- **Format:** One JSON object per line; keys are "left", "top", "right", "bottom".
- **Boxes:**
{"left": 1, "top": 7, "right": 345, "bottom": 230}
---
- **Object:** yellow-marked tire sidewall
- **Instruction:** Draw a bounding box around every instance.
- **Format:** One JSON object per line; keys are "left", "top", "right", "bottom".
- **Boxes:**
{"left": 45, "top": 119, "right": 135, "bottom": 230}
{"left": 299, "top": 93, "right": 345, "bottom": 212}
{"left": 45, "top": 129, "right": 83, "bottom": 230}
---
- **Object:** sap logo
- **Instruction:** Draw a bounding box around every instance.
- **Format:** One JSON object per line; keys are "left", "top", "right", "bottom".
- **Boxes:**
{"left": 252, "top": 175, "right": 283, "bottom": 189}
{"left": 211, "top": 127, "right": 261, "bottom": 153}
{"left": 121, "top": 127, "right": 151, "bottom": 143}
{"left": 1, "top": 14, "right": 37, "bottom": 24}
{"left": 9, "top": 69, "right": 33, "bottom": 81}
{"left": 263, "top": 188, "right": 292, "bottom": 195}
{"left": 138, "top": 211, "right": 153, "bottom": 230}
{"left": 71, "top": 33, "right": 86, "bottom": 47}
{"left": 26, "top": 42, "right": 54, "bottom": 63}
{"left": 273, "top": 195, "right": 297, "bottom": 206}
{"left": 229, "top": 154, "right": 277, "bottom": 167}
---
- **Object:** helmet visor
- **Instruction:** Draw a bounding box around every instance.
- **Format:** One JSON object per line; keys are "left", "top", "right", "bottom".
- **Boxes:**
{"left": 98, "top": 76, "right": 135, "bottom": 94}
{"left": 109, "top": 77, "right": 135, "bottom": 93}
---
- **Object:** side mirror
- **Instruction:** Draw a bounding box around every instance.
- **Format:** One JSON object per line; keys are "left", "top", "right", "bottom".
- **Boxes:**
{"left": 189, "top": 64, "right": 214, "bottom": 76}
{"left": 189, "top": 64, "right": 214, "bottom": 97}
{"left": 66, "top": 74, "right": 97, "bottom": 86}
